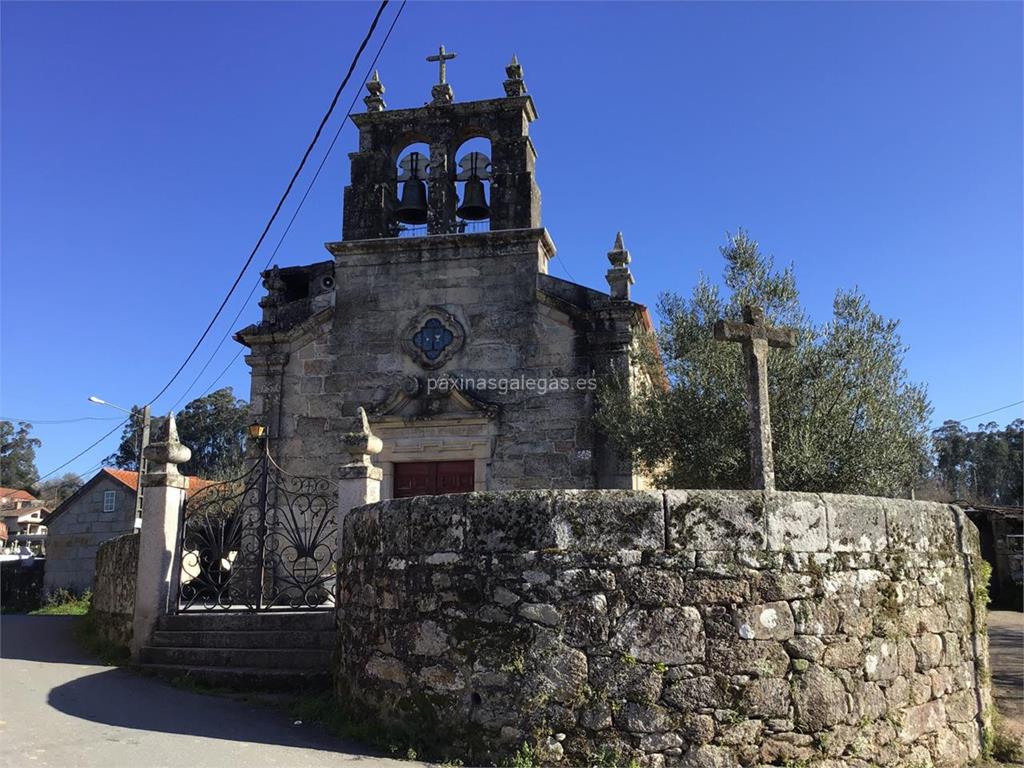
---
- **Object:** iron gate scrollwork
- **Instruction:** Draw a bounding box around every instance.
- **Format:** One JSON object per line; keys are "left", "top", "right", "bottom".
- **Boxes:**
{"left": 176, "top": 452, "right": 337, "bottom": 611}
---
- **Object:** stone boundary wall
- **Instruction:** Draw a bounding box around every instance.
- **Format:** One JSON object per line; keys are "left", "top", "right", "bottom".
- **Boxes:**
{"left": 91, "top": 532, "right": 139, "bottom": 651}
{"left": 336, "top": 490, "right": 991, "bottom": 767}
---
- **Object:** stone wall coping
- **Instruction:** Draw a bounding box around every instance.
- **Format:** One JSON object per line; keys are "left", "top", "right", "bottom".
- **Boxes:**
{"left": 342, "top": 489, "right": 975, "bottom": 559}
{"left": 325, "top": 226, "right": 556, "bottom": 262}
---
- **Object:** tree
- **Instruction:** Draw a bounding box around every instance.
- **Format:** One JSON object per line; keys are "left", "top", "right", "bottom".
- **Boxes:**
{"left": 35, "top": 472, "right": 84, "bottom": 506}
{"left": 105, "top": 388, "right": 251, "bottom": 480}
{"left": 597, "top": 231, "right": 932, "bottom": 496}
{"left": 0, "top": 420, "right": 41, "bottom": 491}
{"left": 931, "top": 418, "right": 1022, "bottom": 505}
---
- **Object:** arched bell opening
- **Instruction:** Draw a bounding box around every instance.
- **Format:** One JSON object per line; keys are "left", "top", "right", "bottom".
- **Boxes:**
{"left": 394, "top": 141, "right": 431, "bottom": 236}
{"left": 453, "top": 137, "right": 491, "bottom": 233}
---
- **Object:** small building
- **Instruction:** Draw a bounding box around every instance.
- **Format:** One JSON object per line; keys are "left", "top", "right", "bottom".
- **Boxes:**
{"left": 0, "top": 488, "right": 49, "bottom": 555}
{"left": 44, "top": 468, "right": 208, "bottom": 594}
{"left": 961, "top": 502, "right": 1023, "bottom": 610}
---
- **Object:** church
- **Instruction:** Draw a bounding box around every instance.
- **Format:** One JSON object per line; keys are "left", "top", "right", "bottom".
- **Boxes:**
{"left": 235, "top": 51, "right": 662, "bottom": 498}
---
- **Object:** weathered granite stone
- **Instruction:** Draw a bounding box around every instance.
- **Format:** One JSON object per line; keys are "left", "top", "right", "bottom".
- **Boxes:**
{"left": 899, "top": 699, "right": 947, "bottom": 743}
{"left": 519, "top": 602, "right": 561, "bottom": 627}
{"left": 733, "top": 600, "right": 795, "bottom": 640}
{"left": 333, "top": 491, "right": 989, "bottom": 766}
{"left": 766, "top": 492, "right": 827, "bottom": 551}
{"left": 612, "top": 607, "right": 705, "bottom": 665}
{"left": 662, "top": 676, "right": 727, "bottom": 711}
{"left": 792, "top": 665, "right": 849, "bottom": 731}
{"left": 667, "top": 490, "right": 766, "bottom": 552}
{"left": 738, "top": 677, "right": 791, "bottom": 718}
{"left": 822, "top": 493, "right": 888, "bottom": 552}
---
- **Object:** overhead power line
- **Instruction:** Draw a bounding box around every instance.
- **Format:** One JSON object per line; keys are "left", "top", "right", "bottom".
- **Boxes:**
{"left": 170, "top": 0, "right": 408, "bottom": 411}
{"left": 951, "top": 400, "right": 1024, "bottom": 425}
{"left": 0, "top": 416, "right": 121, "bottom": 425}
{"left": 35, "top": 418, "right": 130, "bottom": 483}
{"left": 35, "top": 1, "right": 401, "bottom": 481}
{"left": 145, "top": 0, "right": 392, "bottom": 408}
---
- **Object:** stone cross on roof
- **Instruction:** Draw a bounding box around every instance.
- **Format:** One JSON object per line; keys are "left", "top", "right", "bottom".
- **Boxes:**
{"left": 427, "top": 44, "right": 456, "bottom": 84}
{"left": 713, "top": 305, "right": 797, "bottom": 492}
{"left": 426, "top": 45, "right": 457, "bottom": 105}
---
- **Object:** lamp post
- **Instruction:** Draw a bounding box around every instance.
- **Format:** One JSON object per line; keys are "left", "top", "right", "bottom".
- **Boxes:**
{"left": 89, "top": 396, "right": 151, "bottom": 530}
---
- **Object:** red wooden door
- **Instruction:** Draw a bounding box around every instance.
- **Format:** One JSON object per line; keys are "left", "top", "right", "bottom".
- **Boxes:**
{"left": 393, "top": 461, "right": 474, "bottom": 498}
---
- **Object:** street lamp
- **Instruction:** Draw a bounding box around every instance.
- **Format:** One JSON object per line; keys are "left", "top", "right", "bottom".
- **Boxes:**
{"left": 89, "top": 396, "right": 151, "bottom": 530}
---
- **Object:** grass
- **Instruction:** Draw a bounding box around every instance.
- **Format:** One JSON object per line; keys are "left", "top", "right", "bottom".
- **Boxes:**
{"left": 29, "top": 588, "right": 91, "bottom": 616}
{"left": 990, "top": 710, "right": 1024, "bottom": 765}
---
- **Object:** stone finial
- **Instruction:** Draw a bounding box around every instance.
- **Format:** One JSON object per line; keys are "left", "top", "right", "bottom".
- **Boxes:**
{"left": 143, "top": 412, "right": 192, "bottom": 485}
{"left": 364, "top": 70, "right": 386, "bottom": 112}
{"left": 503, "top": 53, "right": 527, "bottom": 97}
{"left": 607, "top": 232, "right": 631, "bottom": 267}
{"left": 341, "top": 407, "right": 383, "bottom": 466}
{"left": 605, "top": 232, "right": 634, "bottom": 300}
{"left": 259, "top": 265, "right": 286, "bottom": 325}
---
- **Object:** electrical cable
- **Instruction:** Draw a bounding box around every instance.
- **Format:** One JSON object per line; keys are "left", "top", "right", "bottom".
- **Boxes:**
{"left": 144, "top": 0, "right": 391, "bottom": 408}
{"left": 169, "top": 0, "right": 408, "bottom": 411}
{"left": 33, "top": 1, "right": 400, "bottom": 481}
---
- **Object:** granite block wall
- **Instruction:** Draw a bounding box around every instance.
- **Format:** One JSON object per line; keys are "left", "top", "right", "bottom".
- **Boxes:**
{"left": 91, "top": 532, "right": 139, "bottom": 651}
{"left": 335, "top": 490, "right": 991, "bottom": 767}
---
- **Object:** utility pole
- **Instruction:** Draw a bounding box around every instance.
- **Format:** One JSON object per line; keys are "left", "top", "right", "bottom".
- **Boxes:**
{"left": 135, "top": 404, "right": 151, "bottom": 530}
{"left": 89, "top": 396, "right": 152, "bottom": 530}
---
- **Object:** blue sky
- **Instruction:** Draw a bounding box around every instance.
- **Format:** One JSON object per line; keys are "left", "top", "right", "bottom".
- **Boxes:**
{"left": 2, "top": 1, "right": 1021, "bottom": 481}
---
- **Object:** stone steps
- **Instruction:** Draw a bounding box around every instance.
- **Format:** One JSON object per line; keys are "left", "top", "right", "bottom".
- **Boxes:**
{"left": 150, "top": 629, "right": 334, "bottom": 649}
{"left": 139, "top": 611, "right": 334, "bottom": 691}
{"left": 140, "top": 646, "right": 331, "bottom": 668}
{"left": 139, "top": 663, "right": 331, "bottom": 691}
{"left": 155, "top": 611, "right": 334, "bottom": 632}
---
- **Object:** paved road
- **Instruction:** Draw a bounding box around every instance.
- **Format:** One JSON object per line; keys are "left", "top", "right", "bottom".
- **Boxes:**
{"left": 0, "top": 615, "right": 408, "bottom": 768}
{"left": 989, "top": 610, "right": 1024, "bottom": 741}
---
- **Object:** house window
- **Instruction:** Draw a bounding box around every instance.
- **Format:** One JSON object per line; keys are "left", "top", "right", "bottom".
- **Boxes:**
{"left": 103, "top": 490, "right": 117, "bottom": 513}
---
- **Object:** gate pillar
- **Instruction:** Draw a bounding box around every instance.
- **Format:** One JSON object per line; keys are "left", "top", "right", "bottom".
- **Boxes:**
{"left": 337, "top": 408, "right": 383, "bottom": 555}
{"left": 131, "top": 413, "right": 192, "bottom": 658}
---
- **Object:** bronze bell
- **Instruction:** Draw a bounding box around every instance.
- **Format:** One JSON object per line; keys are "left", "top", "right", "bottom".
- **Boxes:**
{"left": 456, "top": 175, "right": 489, "bottom": 221}
{"left": 395, "top": 179, "right": 428, "bottom": 225}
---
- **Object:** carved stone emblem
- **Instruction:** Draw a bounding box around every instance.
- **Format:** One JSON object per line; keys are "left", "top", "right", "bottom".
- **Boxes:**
{"left": 401, "top": 307, "right": 466, "bottom": 369}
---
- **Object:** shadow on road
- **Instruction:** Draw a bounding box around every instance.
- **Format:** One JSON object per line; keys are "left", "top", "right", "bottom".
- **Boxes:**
{"left": 2, "top": 615, "right": 384, "bottom": 759}
{"left": 0, "top": 615, "right": 95, "bottom": 665}
{"left": 45, "top": 668, "right": 381, "bottom": 756}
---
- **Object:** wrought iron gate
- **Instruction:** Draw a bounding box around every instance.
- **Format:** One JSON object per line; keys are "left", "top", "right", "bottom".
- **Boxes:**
{"left": 175, "top": 452, "right": 337, "bottom": 612}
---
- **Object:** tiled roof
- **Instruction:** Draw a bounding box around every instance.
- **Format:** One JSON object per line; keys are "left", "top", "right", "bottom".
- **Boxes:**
{"left": 101, "top": 467, "right": 214, "bottom": 492}
{"left": 0, "top": 487, "right": 37, "bottom": 502}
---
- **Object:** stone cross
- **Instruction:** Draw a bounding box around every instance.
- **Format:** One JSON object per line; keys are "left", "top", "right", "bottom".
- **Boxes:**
{"left": 713, "top": 305, "right": 796, "bottom": 492}
{"left": 427, "top": 44, "right": 456, "bottom": 84}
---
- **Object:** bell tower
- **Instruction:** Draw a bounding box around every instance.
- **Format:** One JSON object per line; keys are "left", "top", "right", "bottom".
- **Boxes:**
{"left": 342, "top": 51, "right": 541, "bottom": 240}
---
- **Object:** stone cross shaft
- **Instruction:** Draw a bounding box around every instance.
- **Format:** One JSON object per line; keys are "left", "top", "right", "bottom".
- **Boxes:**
{"left": 713, "top": 305, "right": 796, "bottom": 492}
{"left": 427, "top": 44, "right": 456, "bottom": 84}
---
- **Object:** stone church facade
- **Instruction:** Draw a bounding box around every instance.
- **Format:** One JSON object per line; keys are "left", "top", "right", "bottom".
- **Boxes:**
{"left": 236, "top": 57, "right": 659, "bottom": 497}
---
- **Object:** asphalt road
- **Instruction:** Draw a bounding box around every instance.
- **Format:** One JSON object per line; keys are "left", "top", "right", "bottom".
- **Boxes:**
{"left": 0, "top": 615, "right": 408, "bottom": 768}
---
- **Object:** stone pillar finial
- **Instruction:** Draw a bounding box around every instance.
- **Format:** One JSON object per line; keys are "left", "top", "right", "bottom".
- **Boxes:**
{"left": 259, "top": 265, "right": 286, "bottom": 326}
{"left": 341, "top": 407, "right": 384, "bottom": 466}
{"left": 606, "top": 231, "right": 634, "bottom": 300}
{"left": 142, "top": 412, "right": 192, "bottom": 486}
{"left": 364, "top": 70, "right": 386, "bottom": 112}
{"left": 336, "top": 406, "right": 383, "bottom": 558}
{"left": 503, "top": 53, "right": 527, "bottom": 97}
